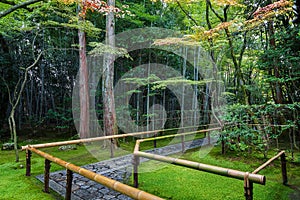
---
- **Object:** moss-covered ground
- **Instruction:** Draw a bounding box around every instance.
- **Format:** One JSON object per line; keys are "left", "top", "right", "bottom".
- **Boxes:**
{"left": 0, "top": 135, "right": 299, "bottom": 200}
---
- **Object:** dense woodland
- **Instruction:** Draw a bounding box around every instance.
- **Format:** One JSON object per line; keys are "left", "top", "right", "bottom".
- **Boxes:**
{"left": 0, "top": 0, "right": 300, "bottom": 161}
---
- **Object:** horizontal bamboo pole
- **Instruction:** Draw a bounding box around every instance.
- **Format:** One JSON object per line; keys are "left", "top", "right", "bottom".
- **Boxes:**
{"left": 20, "top": 130, "right": 166, "bottom": 150}
{"left": 134, "top": 127, "right": 221, "bottom": 152}
{"left": 28, "top": 147, "right": 164, "bottom": 200}
{"left": 252, "top": 151, "right": 285, "bottom": 174}
{"left": 138, "top": 127, "right": 222, "bottom": 143}
{"left": 135, "top": 151, "right": 266, "bottom": 185}
{"left": 22, "top": 125, "right": 219, "bottom": 150}
{"left": 134, "top": 127, "right": 222, "bottom": 157}
{"left": 233, "top": 124, "right": 294, "bottom": 128}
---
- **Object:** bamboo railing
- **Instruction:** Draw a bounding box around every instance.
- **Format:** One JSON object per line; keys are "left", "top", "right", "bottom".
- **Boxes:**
{"left": 23, "top": 127, "right": 219, "bottom": 177}
{"left": 134, "top": 151, "right": 266, "bottom": 184}
{"left": 21, "top": 124, "right": 218, "bottom": 150}
{"left": 22, "top": 126, "right": 218, "bottom": 200}
{"left": 252, "top": 151, "right": 288, "bottom": 185}
{"left": 133, "top": 135, "right": 289, "bottom": 200}
{"left": 26, "top": 146, "right": 164, "bottom": 200}
{"left": 22, "top": 125, "right": 289, "bottom": 200}
{"left": 132, "top": 133, "right": 281, "bottom": 200}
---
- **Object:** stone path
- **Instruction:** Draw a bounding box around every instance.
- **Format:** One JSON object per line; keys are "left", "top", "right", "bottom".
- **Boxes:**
{"left": 37, "top": 138, "right": 212, "bottom": 200}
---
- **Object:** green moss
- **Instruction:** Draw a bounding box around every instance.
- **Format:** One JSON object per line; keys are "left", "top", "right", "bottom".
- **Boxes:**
{"left": 0, "top": 150, "right": 62, "bottom": 200}
{"left": 136, "top": 147, "right": 298, "bottom": 200}
{"left": 1, "top": 140, "right": 299, "bottom": 200}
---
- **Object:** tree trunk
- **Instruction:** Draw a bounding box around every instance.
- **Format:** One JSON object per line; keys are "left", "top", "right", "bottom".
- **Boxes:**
{"left": 78, "top": 29, "right": 90, "bottom": 138}
{"left": 103, "top": 0, "right": 118, "bottom": 156}
{"left": 268, "top": 19, "right": 283, "bottom": 104}
{"left": 5, "top": 52, "right": 42, "bottom": 162}
{"left": 9, "top": 112, "right": 19, "bottom": 162}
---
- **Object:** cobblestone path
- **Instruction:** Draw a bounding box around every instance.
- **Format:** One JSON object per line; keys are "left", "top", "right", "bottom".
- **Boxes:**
{"left": 37, "top": 138, "right": 211, "bottom": 200}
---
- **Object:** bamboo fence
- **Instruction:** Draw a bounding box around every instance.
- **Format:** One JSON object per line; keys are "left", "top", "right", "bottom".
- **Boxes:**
{"left": 27, "top": 146, "right": 164, "bottom": 200}
{"left": 132, "top": 136, "right": 289, "bottom": 200}
{"left": 22, "top": 124, "right": 289, "bottom": 200}
{"left": 21, "top": 125, "right": 220, "bottom": 150}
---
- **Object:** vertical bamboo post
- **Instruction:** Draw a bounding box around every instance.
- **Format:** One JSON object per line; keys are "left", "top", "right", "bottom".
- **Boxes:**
{"left": 65, "top": 169, "right": 73, "bottom": 200}
{"left": 221, "top": 140, "right": 225, "bottom": 154}
{"left": 181, "top": 135, "right": 185, "bottom": 152}
{"left": 244, "top": 172, "right": 253, "bottom": 200}
{"left": 244, "top": 182, "right": 253, "bottom": 200}
{"left": 207, "top": 131, "right": 211, "bottom": 145}
{"left": 153, "top": 132, "right": 157, "bottom": 148}
{"left": 280, "top": 152, "right": 288, "bottom": 185}
{"left": 133, "top": 155, "right": 140, "bottom": 188}
{"left": 44, "top": 159, "right": 51, "bottom": 193}
{"left": 26, "top": 150, "right": 31, "bottom": 176}
{"left": 110, "top": 139, "right": 114, "bottom": 158}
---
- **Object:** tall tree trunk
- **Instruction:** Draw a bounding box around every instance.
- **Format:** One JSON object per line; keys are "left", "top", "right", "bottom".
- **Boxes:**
{"left": 103, "top": 0, "right": 118, "bottom": 157}
{"left": 268, "top": 21, "right": 283, "bottom": 104}
{"left": 78, "top": 1, "right": 90, "bottom": 138}
{"left": 78, "top": 29, "right": 90, "bottom": 138}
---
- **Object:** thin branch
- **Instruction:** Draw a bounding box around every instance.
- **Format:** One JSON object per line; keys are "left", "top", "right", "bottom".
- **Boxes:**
{"left": 223, "top": 5, "right": 229, "bottom": 22}
{"left": 0, "top": 0, "right": 42, "bottom": 18}
{"left": 237, "top": 0, "right": 263, "bottom": 83}
{"left": 247, "top": 0, "right": 263, "bottom": 20}
{"left": 205, "top": 0, "right": 212, "bottom": 29}
{"left": 0, "top": 0, "right": 16, "bottom": 6}
{"left": 11, "top": 52, "right": 43, "bottom": 111}
{"left": 205, "top": 0, "right": 216, "bottom": 62}
{"left": 207, "top": 0, "right": 224, "bottom": 22}
{"left": 238, "top": 31, "right": 248, "bottom": 68}
{"left": 13, "top": 79, "right": 21, "bottom": 103}
{"left": 176, "top": 0, "right": 198, "bottom": 26}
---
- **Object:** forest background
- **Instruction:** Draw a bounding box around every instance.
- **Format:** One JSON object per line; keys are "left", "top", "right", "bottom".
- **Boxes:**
{"left": 0, "top": 0, "right": 299, "bottom": 161}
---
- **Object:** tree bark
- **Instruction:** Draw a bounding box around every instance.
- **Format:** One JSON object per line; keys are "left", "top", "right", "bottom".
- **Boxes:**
{"left": 268, "top": 20, "right": 283, "bottom": 104}
{"left": 103, "top": 0, "right": 118, "bottom": 155}
{"left": 78, "top": 29, "right": 90, "bottom": 138}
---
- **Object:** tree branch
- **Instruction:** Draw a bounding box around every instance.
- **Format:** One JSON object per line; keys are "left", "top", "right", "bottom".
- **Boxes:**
{"left": 223, "top": 5, "right": 229, "bottom": 22}
{"left": 238, "top": 31, "right": 248, "bottom": 68}
{"left": 0, "top": 0, "right": 16, "bottom": 6}
{"left": 11, "top": 51, "right": 43, "bottom": 111}
{"left": 205, "top": 0, "right": 216, "bottom": 62}
{"left": 207, "top": 0, "right": 224, "bottom": 22}
{"left": 0, "top": 0, "right": 42, "bottom": 18}
{"left": 246, "top": 0, "right": 263, "bottom": 20}
{"left": 176, "top": 0, "right": 198, "bottom": 26}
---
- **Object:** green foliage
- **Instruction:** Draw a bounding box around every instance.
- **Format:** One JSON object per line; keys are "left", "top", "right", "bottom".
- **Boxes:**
{"left": 220, "top": 103, "right": 300, "bottom": 156}
{"left": 88, "top": 42, "right": 130, "bottom": 58}
{"left": 257, "top": 25, "right": 300, "bottom": 103}
{"left": 45, "top": 107, "right": 73, "bottom": 129}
